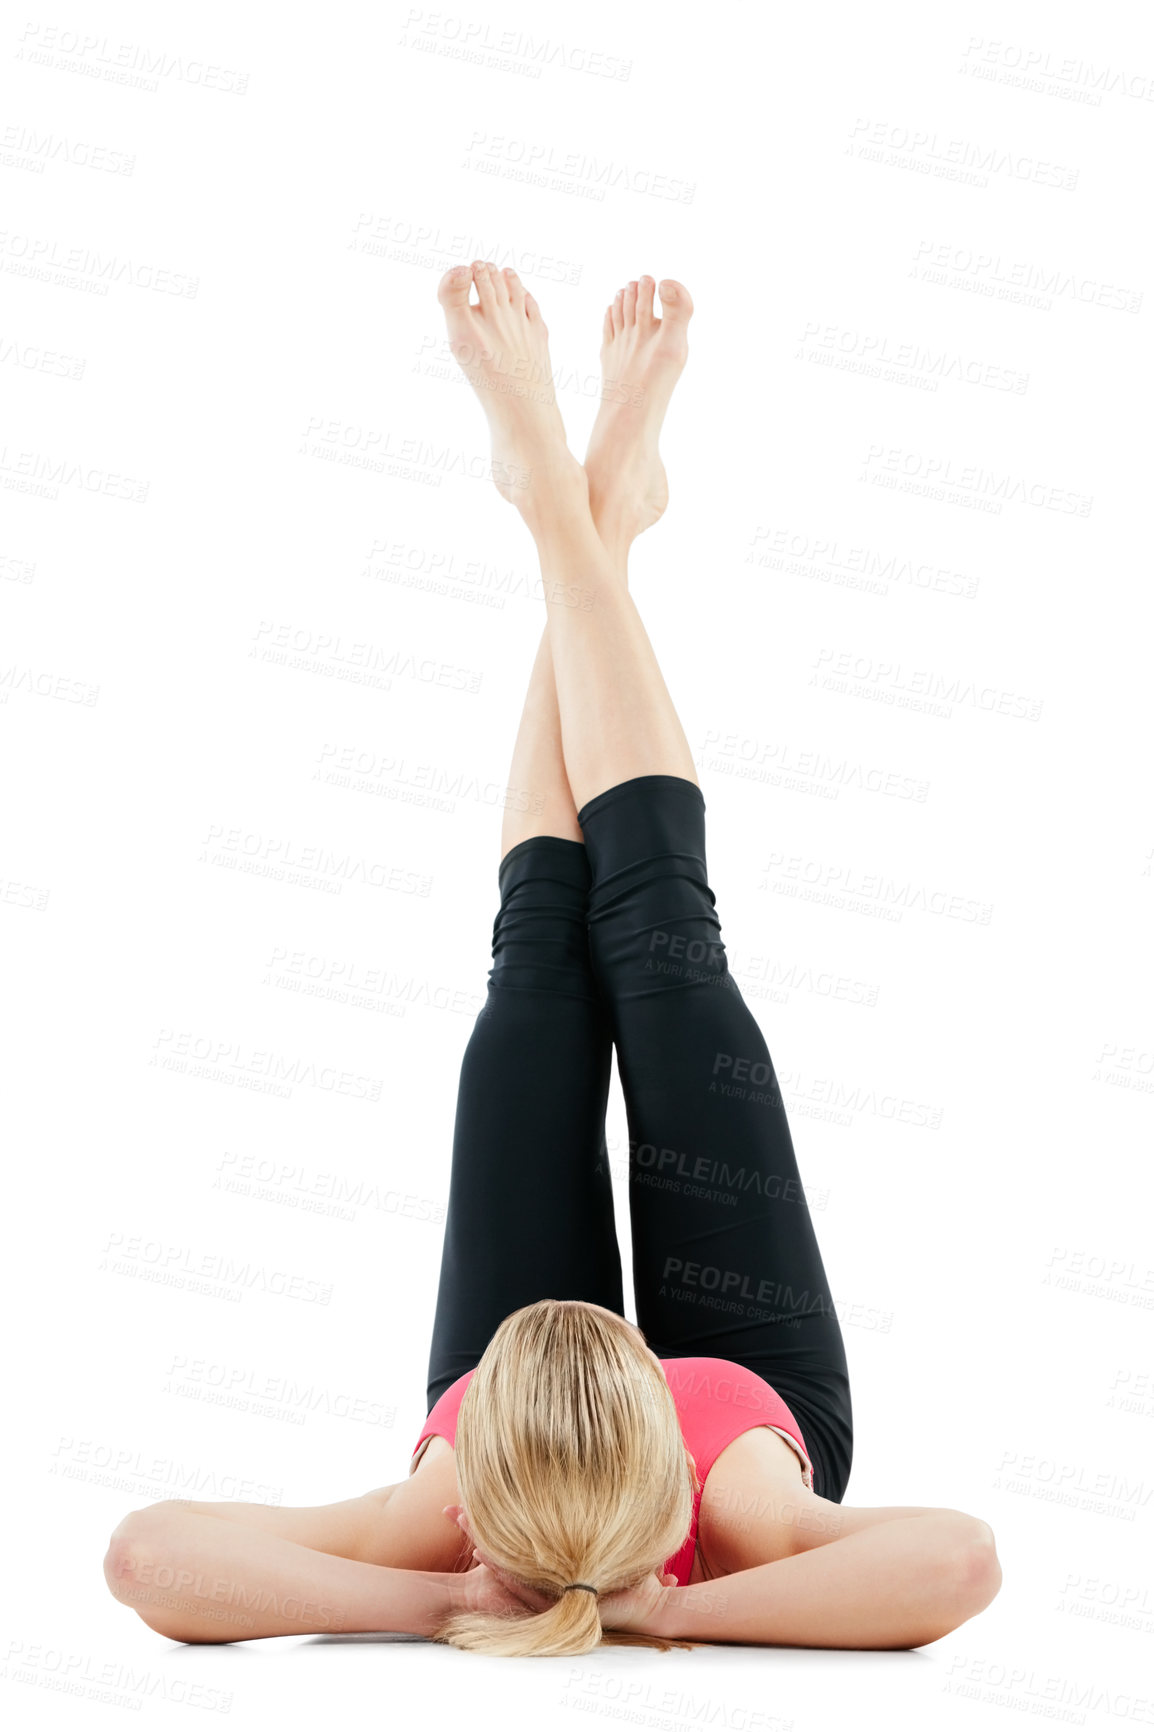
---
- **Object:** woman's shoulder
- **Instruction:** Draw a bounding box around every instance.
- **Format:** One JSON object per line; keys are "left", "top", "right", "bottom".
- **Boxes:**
{"left": 328, "top": 1439, "right": 466, "bottom": 1572}
{"left": 695, "top": 1425, "right": 825, "bottom": 1574}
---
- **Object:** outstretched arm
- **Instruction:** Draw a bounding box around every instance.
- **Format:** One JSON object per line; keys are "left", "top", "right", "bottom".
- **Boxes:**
{"left": 131, "top": 1486, "right": 403, "bottom": 1559}
{"left": 102, "top": 1458, "right": 476, "bottom": 1641}
{"left": 103, "top": 1496, "right": 525, "bottom": 1644}
{"left": 641, "top": 1511, "right": 1001, "bottom": 1650}
{"left": 103, "top": 1503, "right": 449, "bottom": 1642}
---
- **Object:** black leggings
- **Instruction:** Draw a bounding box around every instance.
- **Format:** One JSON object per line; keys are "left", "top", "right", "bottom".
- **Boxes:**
{"left": 426, "top": 775, "right": 853, "bottom": 1501}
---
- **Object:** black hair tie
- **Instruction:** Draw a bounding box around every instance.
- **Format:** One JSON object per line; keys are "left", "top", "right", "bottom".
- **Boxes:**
{"left": 561, "top": 1583, "right": 598, "bottom": 1595}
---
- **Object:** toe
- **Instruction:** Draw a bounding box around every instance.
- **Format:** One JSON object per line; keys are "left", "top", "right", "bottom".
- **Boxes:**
{"left": 473, "top": 260, "right": 498, "bottom": 312}
{"left": 491, "top": 264, "right": 513, "bottom": 305}
{"left": 623, "top": 280, "right": 638, "bottom": 327}
{"left": 636, "top": 276, "right": 655, "bottom": 323}
{"left": 503, "top": 266, "right": 526, "bottom": 313}
{"left": 657, "top": 279, "right": 694, "bottom": 326}
{"left": 524, "top": 290, "right": 546, "bottom": 332}
{"left": 611, "top": 288, "right": 624, "bottom": 335}
{"left": 437, "top": 264, "right": 473, "bottom": 310}
{"left": 602, "top": 305, "right": 614, "bottom": 346}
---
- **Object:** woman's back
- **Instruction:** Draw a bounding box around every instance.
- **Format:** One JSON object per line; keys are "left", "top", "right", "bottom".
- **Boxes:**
{"left": 411, "top": 1355, "right": 815, "bottom": 1584}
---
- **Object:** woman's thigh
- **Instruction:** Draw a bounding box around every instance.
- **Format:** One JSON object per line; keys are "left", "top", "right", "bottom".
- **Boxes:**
{"left": 424, "top": 837, "right": 623, "bottom": 1409}
{"left": 577, "top": 776, "right": 853, "bottom": 1500}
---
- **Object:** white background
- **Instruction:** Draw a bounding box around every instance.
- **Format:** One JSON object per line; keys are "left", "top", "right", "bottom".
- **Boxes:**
{"left": 3, "top": 0, "right": 1152, "bottom": 1727}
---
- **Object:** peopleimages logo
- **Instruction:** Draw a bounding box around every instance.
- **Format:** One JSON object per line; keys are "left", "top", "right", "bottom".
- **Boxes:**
{"left": 661, "top": 1257, "right": 830, "bottom": 1314}
{"left": 151, "top": 1028, "right": 385, "bottom": 1100}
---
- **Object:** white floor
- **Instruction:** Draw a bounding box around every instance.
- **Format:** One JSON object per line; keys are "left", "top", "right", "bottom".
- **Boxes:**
{"left": 11, "top": 1572, "right": 1149, "bottom": 1732}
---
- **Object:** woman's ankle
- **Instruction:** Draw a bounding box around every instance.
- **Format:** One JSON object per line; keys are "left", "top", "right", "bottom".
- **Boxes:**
{"left": 517, "top": 451, "right": 594, "bottom": 538}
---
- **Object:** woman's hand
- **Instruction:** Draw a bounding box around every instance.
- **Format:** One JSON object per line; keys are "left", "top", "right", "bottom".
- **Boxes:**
{"left": 597, "top": 1568, "right": 678, "bottom": 1636}
{"left": 439, "top": 1506, "right": 678, "bottom": 1635}
{"left": 440, "top": 1504, "right": 552, "bottom": 1621}
{"left": 447, "top": 1558, "right": 677, "bottom": 1634}
{"left": 446, "top": 1558, "right": 545, "bottom": 1619}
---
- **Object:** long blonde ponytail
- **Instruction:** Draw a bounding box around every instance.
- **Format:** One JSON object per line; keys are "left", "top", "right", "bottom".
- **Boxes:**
{"left": 433, "top": 1300, "right": 698, "bottom": 1657}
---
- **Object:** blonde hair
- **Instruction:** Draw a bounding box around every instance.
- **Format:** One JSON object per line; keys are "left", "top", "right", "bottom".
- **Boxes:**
{"left": 433, "top": 1300, "right": 698, "bottom": 1658}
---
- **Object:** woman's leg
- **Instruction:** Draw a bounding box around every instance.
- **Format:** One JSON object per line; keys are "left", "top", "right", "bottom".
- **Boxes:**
{"left": 424, "top": 825, "right": 622, "bottom": 1407}
{"left": 501, "top": 271, "right": 692, "bottom": 855}
{"left": 526, "top": 517, "right": 852, "bottom": 1496}
{"left": 428, "top": 266, "right": 634, "bottom": 1400}
{"left": 500, "top": 624, "right": 583, "bottom": 856}
{"left": 577, "top": 778, "right": 854, "bottom": 1502}
{"left": 425, "top": 622, "right": 622, "bottom": 1404}
{"left": 429, "top": 625, "right": 671, "bottom": 1404}
{"left": 434, "top": 261, "right": 852, "bottom": 1496}
{"left": 439, "top": 260, "right": 699, "bottom": 817}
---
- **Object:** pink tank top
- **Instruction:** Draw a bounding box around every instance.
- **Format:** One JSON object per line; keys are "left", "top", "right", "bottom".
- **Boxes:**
{"left": 411, "top": 1354, "right": 814, "bottom": 1586}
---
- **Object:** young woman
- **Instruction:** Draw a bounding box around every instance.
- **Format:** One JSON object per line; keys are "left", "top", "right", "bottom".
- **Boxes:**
{"left": 104, "top": 265, "right": 1001, "bottom": 1658}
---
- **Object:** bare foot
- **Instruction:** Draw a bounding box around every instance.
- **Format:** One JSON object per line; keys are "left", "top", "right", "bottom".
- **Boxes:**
{"left": 437, "top": 261, "right": 585, "bottom": 517}
{"left": 583, "top": 277, "right": 693, "bottom": 566}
